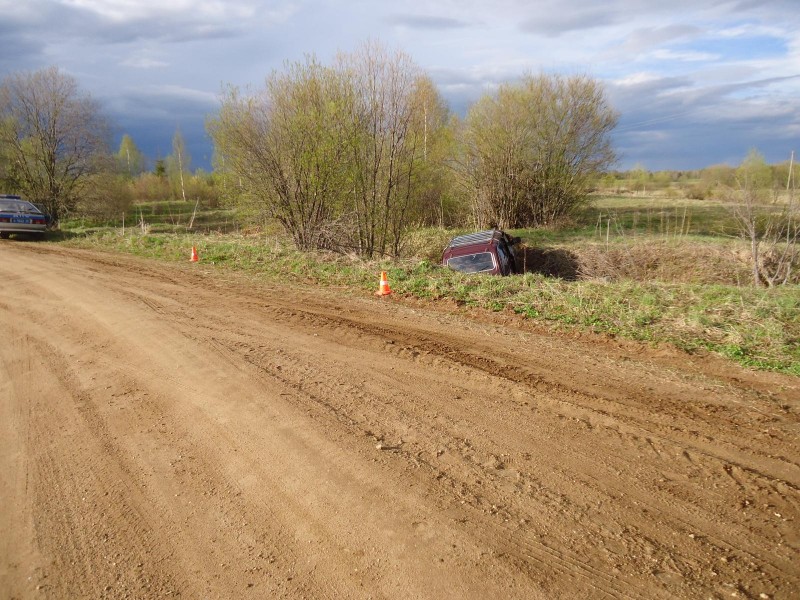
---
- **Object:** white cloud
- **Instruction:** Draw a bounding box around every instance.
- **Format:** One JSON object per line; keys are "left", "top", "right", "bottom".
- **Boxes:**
{"left": 614, "top": 72, "right": 661, "bottom": 87}
{"left": 651, "top": 49, "right": 718, "bottom": 62}
{"left": 121, "top": 56, "right": 169, "bottom": 69}
{"left": 139, "top": 84, "right": 218, "bottom": 104}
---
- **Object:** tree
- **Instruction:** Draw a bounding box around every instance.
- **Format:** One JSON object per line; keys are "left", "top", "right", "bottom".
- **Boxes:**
{"left": 0, "top": 66, "right": 111, "bottom": 224}
{"left": 153, "top": 158, "right": 167, "bottom": 178}
{"left": 406, "top": 76, "right": 459, "bottom": 227}
{"left": 116, "top": 134, "right": 147, "bottom": 178}
{"left": 629, "top": 163, "right": 649, "bottom": 194}
{"left": 727, "top": 149, "right": 798, "bottom": 286}
{"left": 209, "top": 42, "right": 446, "bottom": 255}
{"left": 167, "top": 128, "right": 190, "bottom": 202}
{"left": 461, "top": 73, "right": 618, "bottom": 229}
{"left": 209, "top": 58, "right": 353, "bottom": 250}
{"left": 336, "top": 41, "right": 435, "bottom": 256}
{"left": 79, "top": 170, "right": 134, "bottom": 220}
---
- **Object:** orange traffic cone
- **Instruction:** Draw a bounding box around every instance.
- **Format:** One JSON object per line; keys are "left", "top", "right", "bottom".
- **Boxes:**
{"left": 190, "top": 246, "right": 199, "bottom": 262}
{"left": 374, "top": 271, "right": 392, "bottom": 296}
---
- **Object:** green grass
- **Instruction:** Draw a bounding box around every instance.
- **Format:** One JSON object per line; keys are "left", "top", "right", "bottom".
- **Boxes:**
{"left": 54, "top": 216, "right": 799, "bottom": 376}
{"left": 61, "top": 200, "right": 242, "bottom": 234}
{"left": 517, "top": 195, "right": 740, "bottom": 245}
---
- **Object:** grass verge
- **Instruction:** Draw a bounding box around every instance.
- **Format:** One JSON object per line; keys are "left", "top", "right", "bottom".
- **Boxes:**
{"left": 55, "top": 229, "right": 799, "bottom": 376}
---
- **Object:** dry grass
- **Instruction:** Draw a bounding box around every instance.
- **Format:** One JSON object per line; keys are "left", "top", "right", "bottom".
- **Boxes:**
{"left": 568, "top": 239, "right": 756, "bottom": 284}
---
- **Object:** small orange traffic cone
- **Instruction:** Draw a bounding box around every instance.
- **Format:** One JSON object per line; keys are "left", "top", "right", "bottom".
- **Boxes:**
{"left": 374, "top": 271, "right": 392, "bottom": 297}
{"left": 190, "top": 246, "right": 199, "bottom": 262}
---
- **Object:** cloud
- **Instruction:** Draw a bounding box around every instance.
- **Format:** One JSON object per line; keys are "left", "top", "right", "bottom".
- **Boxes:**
{"left": 6, "top": 0, "right": 298, "bottom": 46}
{"left": 520, "top": 8, "right": 617, "bottom": 36}
{"left": 651, "top": 49, "right": 719, "bottom": 62}
{"left": 388, "top": 14, "right": 470, "bottom": 30}
{"left": 4, "top": 0, "right": 799, "bottom": 171}
{"left": 126, "top": 84, "right": 217, "bottom": 109}
{"left": 60, "top": 0, "right": 259, "bottom": 24}
{"left": 616, "top": 24, "right": 703, "bottom": 54}
{"left": 607, "top": 70, "right": 800, "bottom": 169}
{"left": 120, "top": 56, "right": 169, "bottom": 69}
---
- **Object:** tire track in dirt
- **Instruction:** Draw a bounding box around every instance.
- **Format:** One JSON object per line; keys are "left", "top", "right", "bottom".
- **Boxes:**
{"left": 95, "top": 252, "right": 798, "bottom": 597}
{"left": 1, "top": 243, "right": 798, "bottom": 599}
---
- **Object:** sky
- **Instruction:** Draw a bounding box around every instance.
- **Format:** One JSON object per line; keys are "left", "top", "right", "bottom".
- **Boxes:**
{"left": 1, "top": 0, "right": 799, "bottom": 172}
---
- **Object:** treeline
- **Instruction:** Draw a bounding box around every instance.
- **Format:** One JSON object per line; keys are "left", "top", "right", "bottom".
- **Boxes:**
{"left": 208, "top": 42, "right": 618, "bottom": 257}
{"left": 0, "top": 42, "right": 618, "bottom": 254}
{"left": 0, "top": 48, "right": 794, "bottom": 260}
{"left": 597, "top": 156, "right": 798, "bottom": 201}
{"left": 0, "top": 67, "right": 221, "bottom": 225}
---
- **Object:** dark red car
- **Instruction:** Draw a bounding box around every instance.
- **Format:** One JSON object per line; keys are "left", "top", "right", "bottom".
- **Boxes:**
{"left": 442, "top": 229, "right": 521, "bottom": 276}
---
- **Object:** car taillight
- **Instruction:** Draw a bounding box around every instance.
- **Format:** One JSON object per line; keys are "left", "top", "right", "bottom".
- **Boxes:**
{"left": 0, "top": 217, "right": 10, "bottom": 223}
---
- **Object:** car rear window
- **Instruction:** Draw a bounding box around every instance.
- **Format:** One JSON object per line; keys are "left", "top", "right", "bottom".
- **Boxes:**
{"left": 447, "top": 252, "right": 496, "bottom": 273}
{"left": 0, "top": 201, "right": 39, "bottom": 213}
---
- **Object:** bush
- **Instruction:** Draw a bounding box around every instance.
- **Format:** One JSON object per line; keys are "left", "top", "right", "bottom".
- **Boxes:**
{"left": 78, "top": 173, "right": 134, "bottom": 220}
{"left": 132, "top": 173, "right": 170, "bottom": 202}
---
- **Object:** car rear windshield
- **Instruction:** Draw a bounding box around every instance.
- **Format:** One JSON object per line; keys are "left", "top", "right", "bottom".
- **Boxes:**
{"left": 0, "top": 200, "right": 39, "bottom": 213}
{"left": 447, "top": 252, "right": 496, "bottom": 273}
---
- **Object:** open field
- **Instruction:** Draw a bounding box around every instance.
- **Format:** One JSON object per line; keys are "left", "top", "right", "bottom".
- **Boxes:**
{"left": 1, "top": 242, "right": 798, "bottom": 599}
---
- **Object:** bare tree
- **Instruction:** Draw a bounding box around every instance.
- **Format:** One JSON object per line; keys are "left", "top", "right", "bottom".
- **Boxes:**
{"left": 0, "top": 66, "right": 111, "bottom": 225}
{"left": 335, "top": 42, "right": 428, "bottom": 256}
{"left": 728, "top": 149, "right": 799, "bottom": 286}
{"left": 462, "top": 73, "right": 618, "bottom": 229}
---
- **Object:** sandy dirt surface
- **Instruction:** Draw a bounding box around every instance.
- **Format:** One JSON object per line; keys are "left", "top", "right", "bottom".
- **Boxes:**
{"left": 0, "top": 242, "right": 798, "bottom": 600}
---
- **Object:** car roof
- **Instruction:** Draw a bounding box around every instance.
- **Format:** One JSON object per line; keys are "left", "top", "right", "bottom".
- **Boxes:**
{"left": 445, "top": 229, "right": 504, "bottom": 249}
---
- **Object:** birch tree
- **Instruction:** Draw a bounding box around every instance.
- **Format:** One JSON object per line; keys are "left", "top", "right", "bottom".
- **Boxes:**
{"left": 167, "top": 128, "right": 190, "bottom": 202}
{"left": 728, "top": 150, "right": 799, "bottom": 286}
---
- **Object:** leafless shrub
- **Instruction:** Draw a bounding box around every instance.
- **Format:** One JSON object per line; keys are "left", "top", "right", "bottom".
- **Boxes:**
{"left": 131, "top": 172, "right": 171, "bottom": 202}
{"left": 723, "top": 150, "right": 799, "bottom": 286}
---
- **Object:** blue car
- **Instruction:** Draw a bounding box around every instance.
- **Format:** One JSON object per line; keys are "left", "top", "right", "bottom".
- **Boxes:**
{"left": 0, "top": 195, "right": 49, "bottom": 239}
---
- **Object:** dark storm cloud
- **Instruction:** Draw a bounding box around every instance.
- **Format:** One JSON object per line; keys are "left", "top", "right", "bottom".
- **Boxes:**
{"left": 3, "top": 0, "right": 797, "bottom": 171}
{"left": 114, "top": 113, "right": 212, "bottom": 168}
{"left": 4, "top": 0, "right": 247, "bottom": 49}
{"left": 609, "top": 74, "right": 800, "bottom": 169}
{"left": 0, "top": 28, "right": 44, "bottom": 71}
{"left": 108, "top": 87, "right": 217, "bottom": 168}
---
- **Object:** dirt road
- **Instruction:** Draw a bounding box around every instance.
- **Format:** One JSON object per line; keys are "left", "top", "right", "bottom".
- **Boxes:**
{"left": 1, "top": 243, "right": 797, "bottom": 599}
